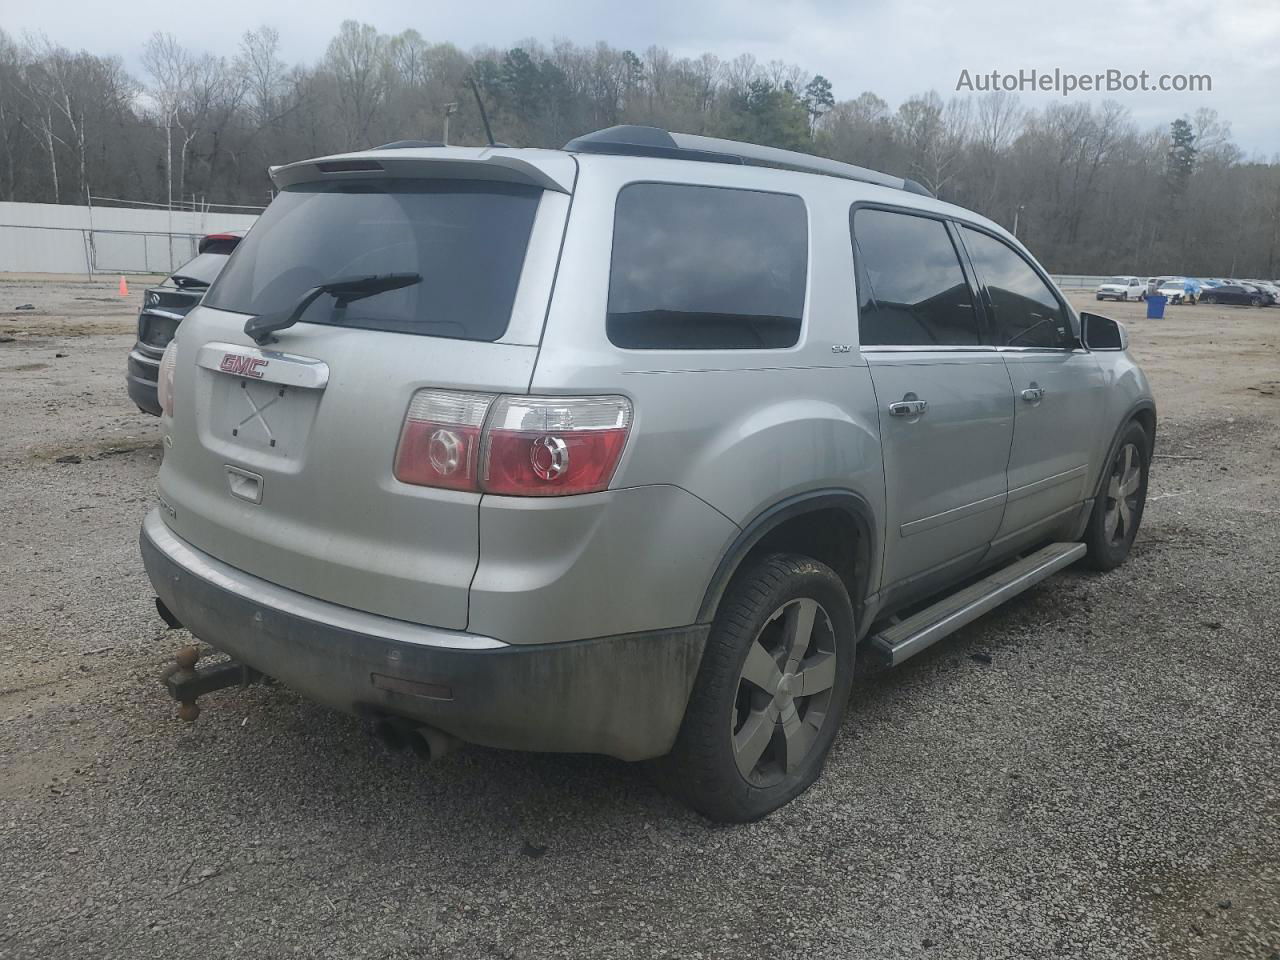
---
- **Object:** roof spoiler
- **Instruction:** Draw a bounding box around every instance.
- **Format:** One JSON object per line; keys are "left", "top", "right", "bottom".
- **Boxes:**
{"left": 267, "top": 152, "right": 574, "bottom": 194}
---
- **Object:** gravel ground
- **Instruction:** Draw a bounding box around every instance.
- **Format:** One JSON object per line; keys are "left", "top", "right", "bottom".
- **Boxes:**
{"left": 0, "top": 276, "right": 1277, "bottom": 960}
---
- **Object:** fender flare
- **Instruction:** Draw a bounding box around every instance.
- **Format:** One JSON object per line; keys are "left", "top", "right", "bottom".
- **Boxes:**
{"left": 695, "top": 489, "right": 878, "bottom": 626}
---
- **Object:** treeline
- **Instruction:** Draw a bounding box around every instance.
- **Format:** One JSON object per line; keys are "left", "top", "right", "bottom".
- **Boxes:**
{"left": 2, "top": 23, "right": 1279, "bottom": 276}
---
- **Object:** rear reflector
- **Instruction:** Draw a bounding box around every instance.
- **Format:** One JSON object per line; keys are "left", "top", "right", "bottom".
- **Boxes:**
{"left": 394, "top": 390, "right": 632, "bottom": 496}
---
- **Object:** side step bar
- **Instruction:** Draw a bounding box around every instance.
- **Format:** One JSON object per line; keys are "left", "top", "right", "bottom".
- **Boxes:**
{"left": 867, "top": 542, "right": 1087, "bottom": 667}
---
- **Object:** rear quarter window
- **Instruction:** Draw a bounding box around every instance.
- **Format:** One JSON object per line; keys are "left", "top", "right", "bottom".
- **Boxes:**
{"left": 203, "top": 179, "right": 541, "bottom": 342}
{"left": 606, "top": 183, "right": 808, "bottom": 350}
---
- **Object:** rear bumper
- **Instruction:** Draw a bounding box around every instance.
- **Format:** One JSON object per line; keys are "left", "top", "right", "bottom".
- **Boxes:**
{"left": 127, "top": 345, "right": 161, "bottom": 416}
{"left": 140, "top": 510, "right": 707, "bottom": 760}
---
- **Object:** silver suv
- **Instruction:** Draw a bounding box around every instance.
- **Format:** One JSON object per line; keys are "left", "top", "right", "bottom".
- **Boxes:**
{"left": 141, "top": 126, "right": 1155, "bottom": 822}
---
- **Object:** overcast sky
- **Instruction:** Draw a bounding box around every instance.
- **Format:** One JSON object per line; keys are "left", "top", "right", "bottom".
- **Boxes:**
{"left": 9, "top": 0, "right": 1280, "bottom": 156}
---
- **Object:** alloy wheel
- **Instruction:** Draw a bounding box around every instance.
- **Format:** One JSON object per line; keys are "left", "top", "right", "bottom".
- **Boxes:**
{"left": 731, "top": 597, "right": 837, "bottom": 787}
{"left": 1104, "top": 442, "right": 1143, "bottom": 547}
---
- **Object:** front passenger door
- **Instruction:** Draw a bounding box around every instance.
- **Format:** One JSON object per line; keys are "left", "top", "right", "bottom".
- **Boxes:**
{"left": 959, "top": 226, "right": 1106, "bottom": 545}
{"left": 853, "top": 208, "right": 1015, "bottom": 598}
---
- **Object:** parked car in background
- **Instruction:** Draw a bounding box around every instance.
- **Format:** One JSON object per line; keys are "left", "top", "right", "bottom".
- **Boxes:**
{"left": 140, "top": 126, "right": 1155, "bottom": 822}
{"left": 1245, "top": 280, "right": 1280, "bottom": 304}
{"left": 127, "top": 232, "right": 245, "bottom": 415}
{"left": 1234, "top": 282, "right": 1276, "bottom": 305}
{"left": 1201, "top": 283, "right": 1267, "bottom": 306}
{"left": 1155, "top": 277, "right": 1200, "bottom": 304}
{"left": 1095, "top": 276, "right": 1146, "bottom": 301}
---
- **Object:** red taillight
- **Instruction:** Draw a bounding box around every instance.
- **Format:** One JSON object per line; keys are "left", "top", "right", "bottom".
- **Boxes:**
{"left": 393, "top": 390, "right": 493, "bottom": 491}
{"left": 394, "top": 391, "right": 633, "bottom": 497}
{"left": 197, "top": 232, "right": 241, "bottom": 254}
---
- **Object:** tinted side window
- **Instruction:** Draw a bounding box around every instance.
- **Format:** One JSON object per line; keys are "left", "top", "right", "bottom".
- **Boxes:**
{"left": 960, "top": 227, "right": 1072, "bottom": 348}
{"left": 851, "top": 208, "right": 979, "bottom": 347}
{"left": 607, "top": 184, "right": 807, "bottom": 350}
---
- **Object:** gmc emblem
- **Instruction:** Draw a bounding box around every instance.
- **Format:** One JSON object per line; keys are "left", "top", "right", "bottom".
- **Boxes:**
{"left": 220, "top": 354, "right": 268, "bottom": 379}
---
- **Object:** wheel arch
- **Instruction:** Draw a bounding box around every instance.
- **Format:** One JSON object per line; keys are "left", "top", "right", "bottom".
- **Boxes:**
{"left": 696, "top": 489, "right": 878, "bottom": 635}
{"left": 1094, "top": 399, "right": 1157, "bottom": 500}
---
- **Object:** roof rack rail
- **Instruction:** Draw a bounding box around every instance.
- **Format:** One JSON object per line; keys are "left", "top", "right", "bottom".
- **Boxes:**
{"left": 372, "top": 140, "right": 445, "bottom": 150}
{"left": 562, "top": 125, "right": 934, "bottom": 198}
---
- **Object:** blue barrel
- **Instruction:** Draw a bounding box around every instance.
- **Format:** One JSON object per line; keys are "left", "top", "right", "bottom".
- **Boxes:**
{"left": 1146, "top": 294, "right": 1167, "bottom": 319}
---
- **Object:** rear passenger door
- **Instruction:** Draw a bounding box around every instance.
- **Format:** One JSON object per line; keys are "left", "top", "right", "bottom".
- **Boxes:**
{"left": 852, "top": 207, "right": 1015, "bottom": 597}
{"left": 958, "top": 226, "right": 1106, "bottom": 544}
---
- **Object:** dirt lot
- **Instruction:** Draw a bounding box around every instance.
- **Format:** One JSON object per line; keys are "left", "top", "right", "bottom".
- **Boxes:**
{"left": 0, "top": 276, "right": 1277, "bottom": 960}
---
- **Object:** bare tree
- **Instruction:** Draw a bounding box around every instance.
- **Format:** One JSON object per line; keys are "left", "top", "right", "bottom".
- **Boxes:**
{"left": 141, "top": 32, "right": 192, "bottom": 213}
{"left": 236, "top": 27, "right": 287, "bottom": 126}
{"left": 325, "top": 20, "right": 390, "bottom": 147}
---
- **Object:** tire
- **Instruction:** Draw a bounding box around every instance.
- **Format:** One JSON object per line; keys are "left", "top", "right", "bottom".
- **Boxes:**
{"left": 1204, "top": 294, "right": 1216, "bottom": 304}
{"left": 1251, "top": 295, "right": 1263, "bottom": 307}
{"left": 654, "top": 553, "right": 856, "bottom": 823}
{"left": 1082, "top": 421, "right": 1150, "bottom": 571}
{"left": 1096, "top": 294, "right": 1104, "bottom": 301}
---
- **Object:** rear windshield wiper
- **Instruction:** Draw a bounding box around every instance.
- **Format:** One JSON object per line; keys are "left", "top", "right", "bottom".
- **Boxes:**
{"left": 244, "top": 272, "right": 422, "bottom": 345}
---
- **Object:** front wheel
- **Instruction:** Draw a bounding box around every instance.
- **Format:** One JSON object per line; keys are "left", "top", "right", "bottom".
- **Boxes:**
{"left": 1251, "top": 295, "right": 1263, "bottom": 307}
{"left": 654, "top": 553, "right": 856, "bottom": 822}
{"left": 1083, "top": 421, "right": 1150, "bottom": 570}
{"left": 1204, "top": 294, "right": 1216, "bottom": 304}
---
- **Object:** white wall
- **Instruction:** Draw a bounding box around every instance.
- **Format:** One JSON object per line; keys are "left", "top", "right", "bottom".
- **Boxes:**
{"left": 0, "top": 201, "right": 258, "bottom": 275}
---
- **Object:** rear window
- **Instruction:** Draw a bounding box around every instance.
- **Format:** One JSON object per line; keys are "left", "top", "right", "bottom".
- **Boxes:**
{"left": 167, "top": 252, "right": 229, "bottom": 288}
{"left": 203, "top": 179, "right": 541, "bottom": 341}
{"left": 606, "top": 183, "right": 807, "bottom": 350}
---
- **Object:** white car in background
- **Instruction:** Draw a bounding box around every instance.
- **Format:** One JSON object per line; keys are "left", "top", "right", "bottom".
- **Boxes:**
{"left": 1156, "top": 277, "right": 1200, "bottom": 304}
{"left": 1095, "top": 276, "right": 1146, "bottom": 301}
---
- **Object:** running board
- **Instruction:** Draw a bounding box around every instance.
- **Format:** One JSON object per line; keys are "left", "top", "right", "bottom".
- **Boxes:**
{"left": 868, "top": 542, "right": 1087, "bottom": 667}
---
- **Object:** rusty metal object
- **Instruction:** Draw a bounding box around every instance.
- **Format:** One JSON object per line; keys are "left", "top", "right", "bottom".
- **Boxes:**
{"left": 161, "top": 646, "right": 262, "bottom": 722}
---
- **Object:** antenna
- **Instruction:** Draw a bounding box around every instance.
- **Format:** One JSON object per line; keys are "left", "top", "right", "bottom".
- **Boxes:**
{"left": 468, "top": 76, "right": 497, "bottom": 147}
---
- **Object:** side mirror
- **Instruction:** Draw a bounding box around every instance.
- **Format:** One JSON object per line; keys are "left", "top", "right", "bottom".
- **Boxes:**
{"left": 1081, "top": 312, "right": 1128, "bottom": 351}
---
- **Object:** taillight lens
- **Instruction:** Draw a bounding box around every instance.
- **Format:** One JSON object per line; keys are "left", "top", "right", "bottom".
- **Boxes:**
{"left": 157, "top": 341, "right": 178, "bottom": 417}
{"left": 393, "top": 390, "right": 632, "bottom": 497}
{"left": 482, "top": 395, "right": 632, "bottom": 496}
{"left": 393, "top": 390, "right": 493, "bottom": 491}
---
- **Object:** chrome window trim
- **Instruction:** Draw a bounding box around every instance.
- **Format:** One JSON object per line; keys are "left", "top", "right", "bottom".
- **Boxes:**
{"left": 859, "top": 344, "right": 998, "bottom": 354}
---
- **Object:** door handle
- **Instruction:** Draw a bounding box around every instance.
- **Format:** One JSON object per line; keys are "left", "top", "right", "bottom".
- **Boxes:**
{"left": 888, "top": 399, "right": 929, "bottom": 417}
{"left": 1021, "top": 386, "right": 1045, "bottom": 402}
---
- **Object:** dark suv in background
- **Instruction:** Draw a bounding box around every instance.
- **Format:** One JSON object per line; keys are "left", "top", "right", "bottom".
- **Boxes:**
{"left": 127, "top": 231, "right": 245, "bottom": 414}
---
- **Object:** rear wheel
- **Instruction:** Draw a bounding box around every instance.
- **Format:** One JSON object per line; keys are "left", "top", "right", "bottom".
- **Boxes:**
{"left": 1251, "top": 295, "right": 1263, "bottom": 307}
{"left": 655, "top": 553, "right": 856, "bottom": 822}
{"left": 1204, "top": 294, "right": 1216, "bottom": 304}
{"left": 1083, "top": 421, "right": 1150, "bottom": 570}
